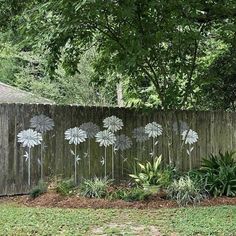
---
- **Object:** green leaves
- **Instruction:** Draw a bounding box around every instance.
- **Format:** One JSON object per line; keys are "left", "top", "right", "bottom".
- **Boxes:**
{"left": 129, "top": 155, "right": 164, "bottom": 186}
{"left": 199, "top": 151, "right": 236, "bottom": 197}
{"left": 1, "top": 0, "right": 236, "bottom": 109}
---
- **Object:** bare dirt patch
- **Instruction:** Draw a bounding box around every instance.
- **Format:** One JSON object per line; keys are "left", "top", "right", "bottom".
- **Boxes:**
{"left": 90, "top": 223, "right": 161, "bottom": 236}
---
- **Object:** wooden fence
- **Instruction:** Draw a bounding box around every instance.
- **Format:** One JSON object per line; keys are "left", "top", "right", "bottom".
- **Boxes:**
{"left": 0, "top": 103, "right": 236, "bottom": 195}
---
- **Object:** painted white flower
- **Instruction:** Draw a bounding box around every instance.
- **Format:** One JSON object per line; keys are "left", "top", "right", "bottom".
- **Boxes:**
{"left": 132, "top": 127, "right": 149, "bottom": 142}
{"left": 79, "top": 122, "right": 100, "bottom": 139}
{"left": 65, "top": 127, "right": 87, "bottom": 145}
{"left": 17, "top": 129, "right": 42, "bottom": 148}
{"left": 30, "top": 114, "right": 54, "bottom": 133}
{"left": 173, "top": 121, "right": 189, "bottom": 134}
{"left": 145, "top": 122, "right": 163, "bottom": 138}
{"left": 103, "top": 115, "right": 123, "bottom": 132}
{"left": 115, "top": 134, "right": 132, "bottom": 151}
{"left": 182, "top": 129, "right": 198, "bottom": 145}
{"left": 95, "top": 130, "right": 116, "bottom": 147}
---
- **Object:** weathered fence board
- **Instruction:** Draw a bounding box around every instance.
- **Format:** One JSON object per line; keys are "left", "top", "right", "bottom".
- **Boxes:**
{"left": 0, "top": 103, "right": 236, "bottom": 195}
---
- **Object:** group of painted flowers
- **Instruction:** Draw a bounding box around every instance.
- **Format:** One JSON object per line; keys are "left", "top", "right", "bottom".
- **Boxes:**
{"left": 17, "top": 114, "right": 54, "bottom": 185}
{"left": 17, "top": 114, "right": 199, "bottom": 185}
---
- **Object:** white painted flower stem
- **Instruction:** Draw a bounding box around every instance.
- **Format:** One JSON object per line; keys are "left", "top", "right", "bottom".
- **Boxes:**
{"left": 112, "top": 145, "right": 114, "bottom": 179}
{"left": 189, "top": 144, "right": 192, "bottom": 170}
{"left": 28, "top": 147, "right": 31, "bottom": 186}
{"left": 40, "top": 138, "right": 44, "bottom": 180}
{"left": 74, "top": 145, "right": 77, "bottom": 185}
{"left": 139, "top": 142, "right": 142, "bottom": 160}
{"left": 152, "top": 137, "right": 156, "bottom": 163}
{"left": 88, "top": 139, "right": 91, "bottom": 178}
{"left": 121, "top": 151, "right": 124, "bottom": 177}
{"left": 104, "top": 147, "right": 107, "bottom": 178}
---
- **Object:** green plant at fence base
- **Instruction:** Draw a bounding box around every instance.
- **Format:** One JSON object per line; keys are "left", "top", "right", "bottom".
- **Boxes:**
{"left": 109, "top": 187, "right": 151, "bottom": 202}
{"left": 199, "top": 151, "right": 236, "bottom": 197}
{"left": 129, "top": 155, "right": 173, "bottom": 192}
{"left": 29, "top": 180, "right": 48, "bottom": 198}
{"left": 167, "top": 175, "right": 206, "bottom": 206}
{"left": 79, "top": 177, "right": 113, "bottom": 198}
{"left": 56, "top": 178, "right": 76, "bottom": 196}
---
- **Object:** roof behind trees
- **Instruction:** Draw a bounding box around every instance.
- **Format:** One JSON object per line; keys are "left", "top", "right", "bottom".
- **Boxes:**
{"left": 0, "top": 82, "right": 54, "bottom": 104}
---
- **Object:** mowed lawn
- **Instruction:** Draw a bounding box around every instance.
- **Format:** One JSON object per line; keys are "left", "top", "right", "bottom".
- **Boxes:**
{"left": 0, "top": 203, "right": 235, "bottom": 235}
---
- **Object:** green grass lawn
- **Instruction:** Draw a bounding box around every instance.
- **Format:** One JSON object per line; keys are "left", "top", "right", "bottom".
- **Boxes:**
{"left": 0, "top": 203, "right": 235, "bottom": 235}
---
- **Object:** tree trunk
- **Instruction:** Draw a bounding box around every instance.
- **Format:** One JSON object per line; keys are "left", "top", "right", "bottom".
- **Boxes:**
{"left": 116, "top": 82, "right": 124, "bottom": 107}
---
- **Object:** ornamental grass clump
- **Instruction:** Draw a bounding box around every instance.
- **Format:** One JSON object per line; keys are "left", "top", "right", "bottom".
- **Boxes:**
{"left": 29, "top": 180, "right": 48, "bottom": 199}
{"left": 109, "top": 187, "right": 151, "bottom": 202}
{"left": 167, "top": 176, "right": 205, "bottom": 206}
{"left": 56, "top": 178, "right": 76, "bottom": 196}
{"left": 79, "top": 177, "right": 113, "bottom": 198}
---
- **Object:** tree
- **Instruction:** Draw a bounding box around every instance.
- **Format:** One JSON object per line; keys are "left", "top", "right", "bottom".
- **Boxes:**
{"left": 1, "top": 0, "right": 236, "bottom": 109}
{"left": 198, "top": 43, "right": 236, "bottom": 110}
{"left": 17, "top": 0, "right": 236, "bottom": 109}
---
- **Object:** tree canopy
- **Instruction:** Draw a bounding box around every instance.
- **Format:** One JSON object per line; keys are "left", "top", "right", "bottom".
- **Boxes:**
{"left": 0, "top": 0, "right": 236, "bottom": 109}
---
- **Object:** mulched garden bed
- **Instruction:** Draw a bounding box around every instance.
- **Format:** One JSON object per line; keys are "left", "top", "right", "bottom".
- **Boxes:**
{"left": 1, "top": 192, "right": 236, "bottom": 209}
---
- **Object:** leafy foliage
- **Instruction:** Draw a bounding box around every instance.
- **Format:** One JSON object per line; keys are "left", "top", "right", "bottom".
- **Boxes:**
{"left": 79, "top": 177, "right": 113, "bottom": 198}
{"left": 29, "top": 180, "right": 48, "bottom": 198}
{"left": 198, "top": 44, "right": 236, "bottom": 110}
{"left": 109, "top": 187, "right": 151, "bottom": 202}
{"left": 56, "top": 178, "right": 76, "bottom": 196}
{"left": 129, "top": 156, "right": 174, "bottom": 188}
{"left": 167, "top": 176, "right": 206, "bottom": 206}
{"left": 199, "top": 151, "right": 236, "bottom": 197}
{"left": 0, "top": 1, "right": 236, "bottom": 109}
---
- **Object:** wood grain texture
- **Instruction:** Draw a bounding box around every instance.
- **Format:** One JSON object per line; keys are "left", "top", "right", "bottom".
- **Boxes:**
{"left": 0, "top": 104, "right": 235, "bottom": 195}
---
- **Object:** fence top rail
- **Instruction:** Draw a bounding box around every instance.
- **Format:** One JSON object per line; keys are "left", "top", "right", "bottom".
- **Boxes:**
{"left": 0, "top": 103, "right": 235, "bottom": 115}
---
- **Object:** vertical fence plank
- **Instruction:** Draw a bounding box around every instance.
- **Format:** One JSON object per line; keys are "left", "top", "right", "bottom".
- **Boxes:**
{"left": 1, "top": 103, "right": 236, "bottom": 195}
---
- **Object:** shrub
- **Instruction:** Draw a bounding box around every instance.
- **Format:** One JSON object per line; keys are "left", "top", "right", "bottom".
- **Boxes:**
{"left": 109, "top": 187, "right": 151, "bottom": 202}
{"left": 159, "top": 165, "right": 178, "bottom": 188}
{"left": 199, "top": 151, "right": 236, "bottom": 197}
{"left": 129, "top": 156, "right": 162, "bottom": 186}
{"left": 129, "top": 155, "right": 175, "bottom": 189}
{"left": 79, "top": 177, "right": 113, "bottom": 198}
{"left": 29, "top": 180, "right": 48, "bottom": 199}
{"left": 167, "top": 176, "right": 205, "bottom": 206}
{"left": 56, "top": 178, "right": 76, "bottom": 196}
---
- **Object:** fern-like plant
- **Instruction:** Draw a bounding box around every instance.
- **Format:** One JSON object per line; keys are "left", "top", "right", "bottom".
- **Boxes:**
{"left": 167, "top": 176, "right": 205, "bottom": 206}
{"left": 79, "top": 177, "right": 113, "bottom": 198}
